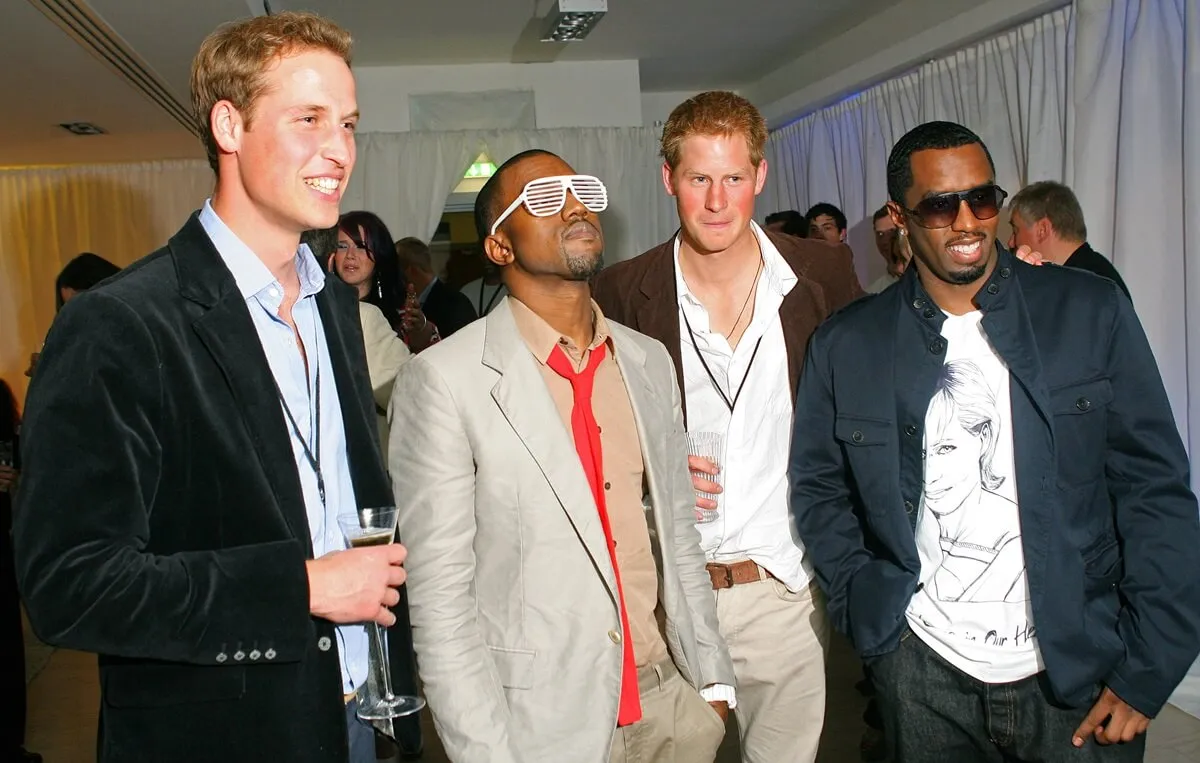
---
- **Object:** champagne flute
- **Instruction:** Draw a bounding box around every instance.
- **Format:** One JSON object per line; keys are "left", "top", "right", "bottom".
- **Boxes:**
{"left": 337, "top": 506, "right": 426, "bottom": 720}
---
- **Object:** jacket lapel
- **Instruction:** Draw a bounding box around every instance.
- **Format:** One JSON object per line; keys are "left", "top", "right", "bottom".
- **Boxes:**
{"left": 482, "top": 301, "right": 617, "bottom": 596}
{"left": 173, "top": 216, "right": 312, "bottom": 552}
{"left": 316, "top": 282, "right": 392, "bottom": 508}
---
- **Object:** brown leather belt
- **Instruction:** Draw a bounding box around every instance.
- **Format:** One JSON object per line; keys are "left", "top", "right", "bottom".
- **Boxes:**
{"left": 706, "top": 560, "right": 774, "bottom": 590}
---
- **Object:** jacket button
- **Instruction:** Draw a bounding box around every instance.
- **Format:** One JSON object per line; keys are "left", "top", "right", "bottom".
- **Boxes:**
{"left": 233, "top": 650, "right": 246, "bottom": 662}
{"left": 929, "top": 338, "right": 946, "bottom": 354}
{"left": 1076, "top": 397, "right": 1091, "bottom": 412}
{"left": 215, "top": 652, "right": 228, "bottom": 663}
{"left": 904, "top": 500, "right": 915, "bottom": 514}
{"left": 1000, "top": 267, "right": 1012, "bottom": 278}
{"left": 851, "top": 430, "right": 864, "bottom": 443}
{"left": 923, "top": 308, "right": 936, "bottom": 319}
{"left": 608, "top": 629, "right": 622, "bottom": 645}
{"left": 986, "top": 283, "right": 1000, "bottom": 295}
{"left": 904, "top": 424, "right": 918, "bottom": 437}
{"left": 249, "top": 650, "right": 261, "bottom": 661}
{"left": 912, "top": 298, "right": 926, "bottom": 309}
{"left": 264, "top": 648, "right": 277, "bottom": 660}
{"left": 317, "top": 636, "right": 332, "bottom": 652}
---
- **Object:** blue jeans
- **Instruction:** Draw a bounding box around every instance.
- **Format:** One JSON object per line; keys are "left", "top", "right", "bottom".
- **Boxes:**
{"left": 345, "top": 700, "right": 375, "bottom": 763}
{"left": 869, "top": 627, "right": 1145, "bottom": 763}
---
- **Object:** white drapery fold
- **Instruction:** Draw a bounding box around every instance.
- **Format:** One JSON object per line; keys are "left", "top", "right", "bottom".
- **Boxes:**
{"left": 763, "top": 8, "right": 1072, "bottom": 284}
{"left": 0, "top": 159, "right": 213, "bottom": 402}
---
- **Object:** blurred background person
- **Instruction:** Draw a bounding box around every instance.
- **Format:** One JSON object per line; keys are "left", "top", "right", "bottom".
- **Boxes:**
{"left": 460, "top": 256, "right": 509, "bottom": 317}
{"left": 26, "top": 253, "right": 122, "bottom": 378}
{"left": 805, "top": 202, "right": 848, "bottom": 244}
{"left": 867, "top": 207, "right": 911, "bottom": 293}
{"left": 331, "top": 211, "right": 440, "bottom": 352}
{"left": 0, "top": 378, "right": 39, "bottom": 762}
{"left": 394, "top": 236, "right": 478, "bottom": 338}
{"left": 764, "top": 209, "right": 808, "bottom": 238}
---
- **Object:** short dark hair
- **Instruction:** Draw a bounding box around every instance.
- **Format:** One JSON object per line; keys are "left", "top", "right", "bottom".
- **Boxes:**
{"left": 474, "top": 149, "right": 558, "bottom": 240}
{"left": 872, "top": 205, "right": 890, "bottom": 223}
{"left": 55, "top": 253, "right": 121, "bottom": 310}
{"left": 1009, "top": 180, "right": 1088, "bottom": 242}
{"left": 887, "top": 121, "right": 996, "bottom": 205}
{"left": 764, "top": 209, "right": 807, "bottom": 237}
{"left": 394, "top": 236, "right": 433, "bottom": 272}
{"left": 805, "top": 202, "right": 846, "bottom": 232}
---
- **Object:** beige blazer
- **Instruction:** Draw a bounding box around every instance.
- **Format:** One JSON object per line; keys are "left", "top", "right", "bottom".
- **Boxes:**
{"left": 388, "top": 298, "right": 733, "bottom": 763}
{"left": 359, "top": 301, "right": 410, "bottom": 457}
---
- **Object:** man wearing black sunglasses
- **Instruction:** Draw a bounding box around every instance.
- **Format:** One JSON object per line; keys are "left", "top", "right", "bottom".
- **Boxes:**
{"left": 790, "top": 120, "right": 1200, "bottom": 763}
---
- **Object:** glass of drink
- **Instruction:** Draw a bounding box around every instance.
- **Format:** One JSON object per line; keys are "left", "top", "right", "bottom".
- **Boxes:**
{"left": 686, "top": 432, "right": 725, "bottom": 524}
{"left": 336, "top": 506, "right": 426, "bottom": 720}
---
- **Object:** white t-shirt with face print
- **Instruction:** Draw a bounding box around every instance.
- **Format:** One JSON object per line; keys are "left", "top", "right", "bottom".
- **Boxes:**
{"left": 904, "top": 310, "right": 1044, "bottom": 683}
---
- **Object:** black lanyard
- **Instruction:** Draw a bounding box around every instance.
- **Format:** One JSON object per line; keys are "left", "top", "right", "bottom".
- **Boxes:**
{"left": 681, "top": 307, "right": 764, "bottom": 414}
{"left": 478, "top": 280, "right": 504, "bottom": 315}
{"left": 273, "top": 311, "right": 325, "bottom": 506}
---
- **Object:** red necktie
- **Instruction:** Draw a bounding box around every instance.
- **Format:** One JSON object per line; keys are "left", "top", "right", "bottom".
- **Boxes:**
{"left": 547, "top": 342, "right": 642, "bottom": 727}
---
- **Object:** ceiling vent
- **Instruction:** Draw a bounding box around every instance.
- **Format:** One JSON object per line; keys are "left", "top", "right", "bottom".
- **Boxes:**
{"left": 540, "top": 0, "right": 608, "bottom": 43}
{"left": 58, "top": 121, "right": 108, "bottom": 136}
{"left": 29, "top": 0, "right": 197, "bottom": 136}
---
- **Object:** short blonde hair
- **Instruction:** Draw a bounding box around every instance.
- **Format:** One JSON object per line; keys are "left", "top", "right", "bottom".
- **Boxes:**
{"left": 190, "top": 12, "right": 353, "bottom": 173}
{"left": 660, "top": 91, "right": 767, "bottom": 170}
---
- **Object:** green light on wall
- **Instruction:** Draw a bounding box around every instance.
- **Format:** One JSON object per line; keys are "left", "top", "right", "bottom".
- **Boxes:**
{"left": 464, "top": 160, "right": 497, "bottom": 179}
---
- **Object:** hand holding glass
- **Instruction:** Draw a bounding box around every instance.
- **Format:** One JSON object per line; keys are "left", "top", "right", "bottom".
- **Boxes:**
{"left": 336, "top": 506, "right": 426, "bottom": 720}
{"left": 686, "top": 432, "right": 724, "bottom": 524}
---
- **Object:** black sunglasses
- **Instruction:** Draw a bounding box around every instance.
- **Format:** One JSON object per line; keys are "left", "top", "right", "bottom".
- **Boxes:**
{"left": 901, "top": 184, "right": 1008, "bottom": 229}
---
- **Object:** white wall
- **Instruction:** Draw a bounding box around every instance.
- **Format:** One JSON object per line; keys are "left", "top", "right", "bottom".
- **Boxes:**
{"left": 355, "top": 60, "right": 644, "bottom": 132}
{"left": 640, "top": 91, "right": 704, "bottom": 129}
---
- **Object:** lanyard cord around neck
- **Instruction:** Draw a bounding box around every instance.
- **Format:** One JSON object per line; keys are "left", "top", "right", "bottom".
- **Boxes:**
{"left": 681, "top": 307, "right": 764, "bottom": 414}
{"left": 272, "top": 307, "right": 326, "bottom": 507}
{"left": 478, "top": 279, "right": 504, "bottom": 314}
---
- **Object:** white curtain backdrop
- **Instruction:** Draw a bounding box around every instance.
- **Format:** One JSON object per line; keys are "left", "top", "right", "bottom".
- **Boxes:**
{"left": 346, "top": 127, "right": 678, "bottom": 267}
{"left": 1066, "top": 0, "right": 1200, "bottom": 716}
{"left": 763, "top": 7, "right": 1072, "bottom": 285}
{"left": 0, "top": 159, "right": 213, "bottom": 404}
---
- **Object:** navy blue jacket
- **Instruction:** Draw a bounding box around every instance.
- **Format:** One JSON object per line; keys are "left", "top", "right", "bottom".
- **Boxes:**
{"left": 789, "top": 245, "right": 1200, "bottom": 717}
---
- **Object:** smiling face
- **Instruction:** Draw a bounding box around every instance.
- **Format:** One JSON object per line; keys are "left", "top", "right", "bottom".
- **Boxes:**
{"left": 485, "top": 153, "right": 605, "bottom": 284}
{"left": 212, "top": 47, "right": 358, "bottom": 239}
{"left": 664, "top": 133, "right": 766, "bottom": 256}
{"left": 924, "top": 412, "right": 984, "bottom": 516}
{"left": 890, "top": 144, "right": 1000, "bottom": 292}
{"left": 333, "top": 226, "right": 375, "bottom": 290}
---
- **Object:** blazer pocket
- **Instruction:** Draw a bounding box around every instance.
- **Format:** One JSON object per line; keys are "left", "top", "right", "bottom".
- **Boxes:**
{"left": 104, "top": 664, "right": 246, "bottom": 708}
{"left": 1050, "top": 378, "right": 1112, "bottom": 485}
{"left": 835, "top": 415, "right": 893, "bottom": 448}
{"left": 487, "top": 645, "right": 536, "bottom": 690}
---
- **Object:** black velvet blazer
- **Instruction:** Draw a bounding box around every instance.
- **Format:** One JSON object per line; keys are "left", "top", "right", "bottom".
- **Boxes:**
{"left": 15, "top": 213, "right": 395, "bottom": 762}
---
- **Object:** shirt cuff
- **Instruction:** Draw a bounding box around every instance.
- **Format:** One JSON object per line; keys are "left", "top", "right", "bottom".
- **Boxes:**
{"left": 700, "top": 683, "right": 737, "bottom": 709}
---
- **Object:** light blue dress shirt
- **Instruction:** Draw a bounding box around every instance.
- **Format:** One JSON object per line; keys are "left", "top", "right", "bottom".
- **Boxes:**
{"left": 199, "top": 200, "right": 367, "bottom": 695}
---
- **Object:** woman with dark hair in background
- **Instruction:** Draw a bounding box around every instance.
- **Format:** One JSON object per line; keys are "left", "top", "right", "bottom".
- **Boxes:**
{"left": 27, "top": 253, "right": 123, "bottom": 378}
{"left": 331, "top": 211, "right": 439, "bottom": 352}
{"left": 0, "top": 379, "right": 39, "bottom": 762}
{"left": 54, "top": 252, "right": 121, "bottom": 310}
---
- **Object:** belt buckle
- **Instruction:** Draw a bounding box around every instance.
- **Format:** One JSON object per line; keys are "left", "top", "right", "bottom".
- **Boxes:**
{"left": 721, "top": 565, "right": 736, "bottom": 588}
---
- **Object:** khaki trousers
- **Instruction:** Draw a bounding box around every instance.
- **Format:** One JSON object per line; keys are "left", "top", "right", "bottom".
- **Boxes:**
{"left": 715, "top": 572, "right": 830, "bottom": 763}
{"left": 608, "top": 659, "right": 726, "bottom": 763}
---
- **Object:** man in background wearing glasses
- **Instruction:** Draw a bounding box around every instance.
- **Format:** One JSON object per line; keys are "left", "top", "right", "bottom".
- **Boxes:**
{"left": 387, "top": 149, "right": 734, "bottom": 763}
{"left": 790, "top": 120, "right": 1200, "bottom": 762}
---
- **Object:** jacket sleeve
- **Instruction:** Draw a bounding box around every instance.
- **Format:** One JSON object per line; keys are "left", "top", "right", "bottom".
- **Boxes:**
{"left": 655, "top": 344, "right": 735, "bottom": 689}
{"left": 359, "top": 302, "right": 411, "bottom": 412}
{"left": 387, "top": 356, "right": 522, "bottom": 763}
{"left": 789, "top": 328, "right": 886, "bottom": 649}
{"left": 825, "top": 243, "right": 866, "bottom": 312}
{"left": 1100, "top": 288, "right": 1200, "bottom": 717}
{"left": 14, "top": 290, "right": 314, "bottom": 665}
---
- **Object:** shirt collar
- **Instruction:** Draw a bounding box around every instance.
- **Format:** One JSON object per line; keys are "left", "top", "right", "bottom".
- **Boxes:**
{"left": 198, "top": 199, "right": 325, "bottom": 303}
{"left": 672, "top": 221, "right": 797, "bottom": 306}
{"left": 509, "top": 296, "right": 612, "bottom": 366}
{"left": 418, "top": 277, "right": 437, "bottom": 305}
